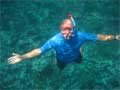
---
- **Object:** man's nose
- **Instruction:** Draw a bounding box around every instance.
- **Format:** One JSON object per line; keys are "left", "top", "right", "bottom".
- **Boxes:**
{"left": 64, "top": 30, "right": 69, "bottom": 34}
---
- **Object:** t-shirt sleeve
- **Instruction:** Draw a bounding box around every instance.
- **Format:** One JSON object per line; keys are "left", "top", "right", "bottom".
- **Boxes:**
{"left": 40, "top": 39, "right": 53, "bottom": 53}
{"left": 81, "top": 32, "right": 98, "bottom": 42}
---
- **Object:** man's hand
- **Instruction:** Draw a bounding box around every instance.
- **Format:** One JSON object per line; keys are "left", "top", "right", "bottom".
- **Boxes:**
{"left": 8, "top": 53, "right": 23, "bottom": 64}
{"left": 115, "top": 35, "right": 120, "bottom": 40}
{"left": 8, "top": 48, "right": 41, "bottom": 64}
{"left": 98, "top": 34, "right": 120, "bottom": 41}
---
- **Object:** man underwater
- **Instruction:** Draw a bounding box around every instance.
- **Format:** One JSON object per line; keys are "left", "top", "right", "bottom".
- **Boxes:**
{"left": 8, "top": 15, "right": 120, "bottom": 70}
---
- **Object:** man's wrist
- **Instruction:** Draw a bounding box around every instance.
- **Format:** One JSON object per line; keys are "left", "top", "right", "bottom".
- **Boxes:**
{"left": 20, "top": 55, "right": 28, "bottom": 60}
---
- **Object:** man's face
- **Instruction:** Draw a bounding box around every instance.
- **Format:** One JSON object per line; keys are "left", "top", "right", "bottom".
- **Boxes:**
{"left": 60, "top": 20, "right": 73, "bottom": 39}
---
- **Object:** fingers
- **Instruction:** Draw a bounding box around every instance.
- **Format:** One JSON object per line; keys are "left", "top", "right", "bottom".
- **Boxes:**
{"left": 8, "top": 57, "right": 16, "bottom": 64}
{"left": 8, "top": 53, "right": 20, "bottom": 64}
{"left": 8, "top": 56, "right": 16, "bottom": 61}
{"left": 116, "top": 35, "right": 120, "bottom": 40}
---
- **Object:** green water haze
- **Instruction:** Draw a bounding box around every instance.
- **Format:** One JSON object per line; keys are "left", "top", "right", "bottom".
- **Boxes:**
{"left": 0, "top": 0, "right": 120, "bottom": 90}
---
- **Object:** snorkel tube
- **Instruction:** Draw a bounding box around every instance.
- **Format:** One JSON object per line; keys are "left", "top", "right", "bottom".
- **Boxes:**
{"left": 68, "top": 14, "right": 76, "bottom": 38}
{"left": 68, "top": 14, "right": 76, "bottom": 27}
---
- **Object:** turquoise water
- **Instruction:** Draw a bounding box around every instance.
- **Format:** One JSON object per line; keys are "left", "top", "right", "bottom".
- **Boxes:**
{"left": 0, "top": 0, "right": 120, "bottom": 90}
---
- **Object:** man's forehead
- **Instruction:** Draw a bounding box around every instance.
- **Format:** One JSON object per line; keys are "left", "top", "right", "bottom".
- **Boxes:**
{"left": 61, "top": 19, "right": 72, "bottom": 25}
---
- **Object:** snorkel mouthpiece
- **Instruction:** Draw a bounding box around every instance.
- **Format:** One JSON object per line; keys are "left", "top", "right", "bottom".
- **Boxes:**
{"left": 66, "top": 34, "right": 70, "bottom": 39}
{"left": 66, "top": 29, "right": 75, "bottom": 39}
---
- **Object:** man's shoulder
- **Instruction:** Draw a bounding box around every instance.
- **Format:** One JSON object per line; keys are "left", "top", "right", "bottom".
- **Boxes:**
{"left": 50, "top": 33, "right": 62, "bottom": 41}
{"left": 77, "top": 31, "right": 84, "bottom": 36}
{"left": 77, "top": 31, "right": 88, "bottom": 36}
{"left": 76, "top": 31, "right": 90, "bottom": 39}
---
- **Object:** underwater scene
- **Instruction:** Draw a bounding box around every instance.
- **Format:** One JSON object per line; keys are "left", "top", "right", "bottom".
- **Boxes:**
{"left": 0, "top": 0, "right": 120, "bottom": 90}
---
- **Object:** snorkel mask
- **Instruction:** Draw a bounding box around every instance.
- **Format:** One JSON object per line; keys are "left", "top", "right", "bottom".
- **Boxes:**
{"left": 61, "top": 14, "right": 76, "bottom": 39}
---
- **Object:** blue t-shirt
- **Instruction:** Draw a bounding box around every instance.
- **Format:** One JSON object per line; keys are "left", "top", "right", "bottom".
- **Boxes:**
{"left": 40, "top": 30, "right": 98, "bottom": 63}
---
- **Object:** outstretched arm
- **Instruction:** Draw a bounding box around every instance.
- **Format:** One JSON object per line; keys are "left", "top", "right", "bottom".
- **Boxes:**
{"left": 97, "top": 34, "right": 120, "bottom": 41}
{"left": 8, "top": 48, "right": 41, "bottom": 64}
